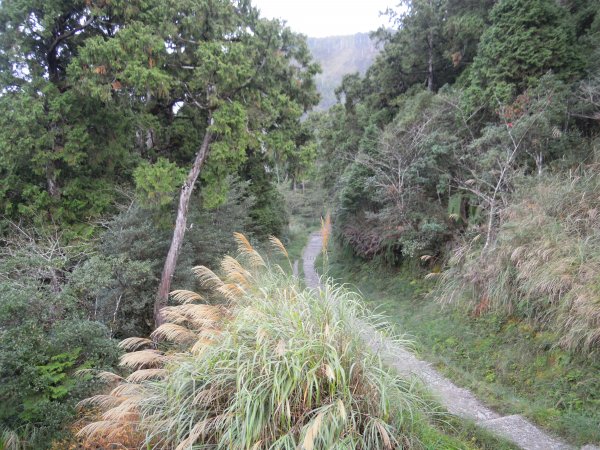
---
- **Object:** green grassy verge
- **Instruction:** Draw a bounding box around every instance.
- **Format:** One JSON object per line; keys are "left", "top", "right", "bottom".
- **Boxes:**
{"left": 322, "top": 247, "right": 600, "bottom": 447}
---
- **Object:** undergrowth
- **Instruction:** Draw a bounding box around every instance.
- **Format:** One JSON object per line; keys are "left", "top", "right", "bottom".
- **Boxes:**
{"left": 437, "top": 174, "right": 600, "bottom": 354}
{"left": 324, "top": 248, "right": 600, "bottom": 446}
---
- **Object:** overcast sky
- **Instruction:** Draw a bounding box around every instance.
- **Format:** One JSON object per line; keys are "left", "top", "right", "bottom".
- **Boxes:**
{"left": 252, "top": 0, "right": 395, "bottom": 38}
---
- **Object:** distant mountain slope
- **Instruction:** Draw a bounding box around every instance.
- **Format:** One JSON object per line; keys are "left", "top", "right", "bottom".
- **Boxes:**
{"left": 308, "top": 33, "right": 380, "bottom": 111}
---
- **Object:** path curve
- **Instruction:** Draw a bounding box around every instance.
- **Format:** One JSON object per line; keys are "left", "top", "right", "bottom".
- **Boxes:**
{"left": 302, "top": 231, "right": 598, "bottom": 450}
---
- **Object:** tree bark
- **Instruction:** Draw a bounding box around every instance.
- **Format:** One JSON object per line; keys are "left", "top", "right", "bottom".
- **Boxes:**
{"left": 426, "top": 29, "right": 434, "bottom": 92}
{"left": 426, "top": 0, "right": 435, "bottom": 92}
{"left": 154, "top": 128, "right": 213, "bottom": 327}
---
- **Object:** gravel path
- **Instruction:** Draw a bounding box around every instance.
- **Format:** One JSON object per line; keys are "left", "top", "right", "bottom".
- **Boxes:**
{"left": 302, "top": 231, "right": 598, "bottom": 450}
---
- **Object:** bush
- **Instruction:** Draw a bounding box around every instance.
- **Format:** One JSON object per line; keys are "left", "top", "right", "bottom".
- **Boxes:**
{"left": 0, "top": 226, "right": 120, "bottom": 448}
{"left": 436, "top": 173, "right": 600, "bottom": 354}
{"left": 78, "top": 235, "right": 443, "bottom": 449}
{"left": 0, "top": 282, "right": 119, "bottom": 449}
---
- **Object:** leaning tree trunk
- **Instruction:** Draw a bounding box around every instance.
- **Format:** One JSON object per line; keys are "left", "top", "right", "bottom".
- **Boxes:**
{"left": 154, "top": 130, "right": 213, "bottom": 327}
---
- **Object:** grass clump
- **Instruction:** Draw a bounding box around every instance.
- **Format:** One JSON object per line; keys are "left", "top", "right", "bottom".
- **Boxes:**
{"left": 437, "top": 173, "right": 600, "bottom": 354}
{"left": 77, "top": 234, "right": 452, "bottom": 449}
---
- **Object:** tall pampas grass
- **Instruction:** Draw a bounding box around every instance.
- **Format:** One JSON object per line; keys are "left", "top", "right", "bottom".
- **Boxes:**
{"left": 0, "top": 429, "right": 23, "bottom": 450}
{"left": 436, "top": 174, "right": 600, "bottom": 353}
{"left": 77, "top": 233, "right": 432, "bottom": 449}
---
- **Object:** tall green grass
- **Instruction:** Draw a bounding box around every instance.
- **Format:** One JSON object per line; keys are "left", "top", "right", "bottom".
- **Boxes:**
{"left": 77, "top": 234, "right": 460, "bottom": 449}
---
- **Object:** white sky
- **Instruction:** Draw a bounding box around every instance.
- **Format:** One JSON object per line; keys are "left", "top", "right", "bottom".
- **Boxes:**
{"left": 252, "top": 0, "right": 395, "bottom": 38}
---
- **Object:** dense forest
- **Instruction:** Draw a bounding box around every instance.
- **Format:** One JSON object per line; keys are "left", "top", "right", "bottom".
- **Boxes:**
{"left": 1, "top": 0, "right": 599, "bottom": 448}
{"left": 318, "top": 0, "right": 600, "bottom": 350}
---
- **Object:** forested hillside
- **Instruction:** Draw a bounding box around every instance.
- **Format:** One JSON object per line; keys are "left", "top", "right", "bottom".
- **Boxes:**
{"left": 307, "top": 33, "right": 379, "bottom": 110}
{"left": 1, "top": 0, "right": 600, "bottom": 448}
{"left": 315, "top": 0, "right": 600, "bottom": 352}
{"left": 312, "top": 0, "right": 600, "bottom": 445}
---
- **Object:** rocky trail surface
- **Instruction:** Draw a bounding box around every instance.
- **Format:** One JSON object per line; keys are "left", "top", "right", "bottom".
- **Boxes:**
{"left": 301, "top": 231, "right": 598, "bottom": 450}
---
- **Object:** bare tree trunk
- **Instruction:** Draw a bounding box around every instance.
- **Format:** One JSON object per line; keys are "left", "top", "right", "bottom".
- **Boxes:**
{"left": 154, "top": 129, "right": 213, "bottom": 327}
{"left": 483, "top": 199, "right": 496, "bottom": 251}
{"left": 426, "top": 29, "right": 434, "bottom": 92}
{"left": 46, "top": 162, "right": 60, "bottom": 199}
{"left": 483, "top": 149, "right": 514, "bottom": 251}
{"left": 535, "top": 152, "right": 543, "bottom": 175}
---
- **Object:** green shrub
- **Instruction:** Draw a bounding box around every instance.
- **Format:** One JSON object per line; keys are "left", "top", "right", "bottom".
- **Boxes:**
{"left": 0, "top": 282, "right": 119, "bottom": 449}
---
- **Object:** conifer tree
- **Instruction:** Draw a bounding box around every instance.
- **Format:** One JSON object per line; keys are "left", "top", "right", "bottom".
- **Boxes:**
{"left": 467, "top": 0, "right": 579, "bottom": 103}
{"left": 0, "top": 1, "right": 133, "bottom": 224}
{"left": 71, "top": 0, "right": 319, "bottom": 325}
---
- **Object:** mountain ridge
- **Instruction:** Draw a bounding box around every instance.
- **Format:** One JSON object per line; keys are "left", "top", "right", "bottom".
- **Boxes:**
{"left": 307, "top": 32, "right": 380, "bottom": 110}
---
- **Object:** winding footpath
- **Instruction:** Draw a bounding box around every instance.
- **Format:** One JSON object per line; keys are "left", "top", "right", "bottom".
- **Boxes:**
{"left": 302, "top": 231, "right": 598, "bottom": 450}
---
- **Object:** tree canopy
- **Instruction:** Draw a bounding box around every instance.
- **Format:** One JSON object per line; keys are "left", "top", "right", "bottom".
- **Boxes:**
{"left": 0, "top": 0, "right": 319, "bottom": 226}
